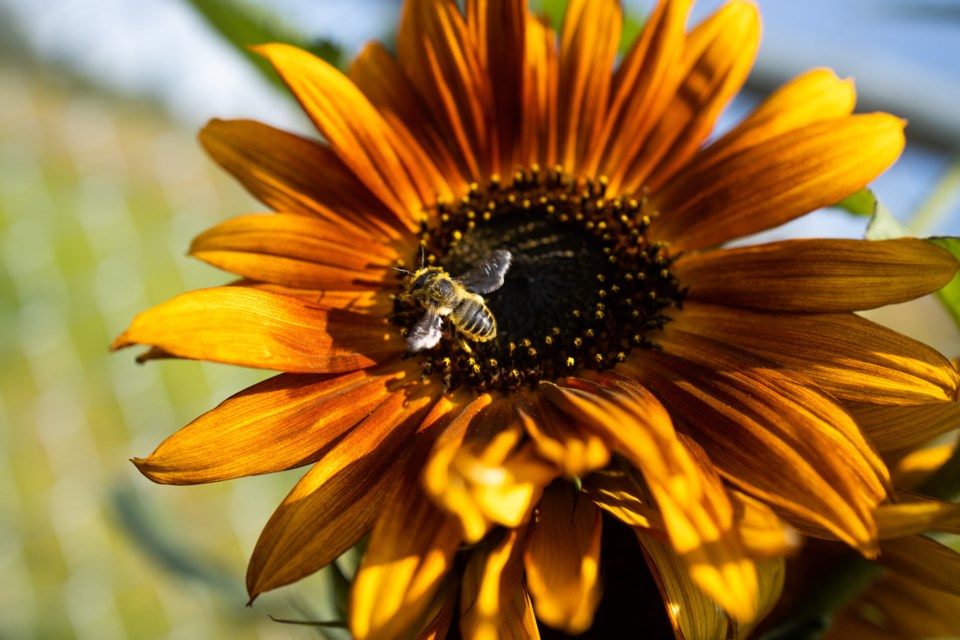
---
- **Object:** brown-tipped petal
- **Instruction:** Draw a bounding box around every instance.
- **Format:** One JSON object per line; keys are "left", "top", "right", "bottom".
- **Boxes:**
{"left": 729, "top": 489, "right": 801, "bottom": 559}
{"left": 397, "top": 0, "right": 493, "bottom": 179}
{"left": 199, "top": 119, "right": 404, "bottom": 243}
{"left": 693, "top": 68, "right": 856, "bottom": 176}
{"left": 349, "top": 42, "right": 466, "bottom": 192}
{"left": 465, "top": 0, "right": 527, "bottom": 174}
{"left": 878, "top": 535, "right": 960, "bottom": 596}
{"left": 542, "top": 377, "right": 761, "bottom": 622}
{"left": 582, "top": 469, "right": 662, "bottom": 531}
{"left": 254, "top": 43, "right": 439, "bottom": 229}
{"left": 460, "top": 529, "right": 538, "bottom": 640}
{"left": 651, "top": 114, "right": 905, "bottom": 251}
{"left": 247, "top": 390, "right": 435, "bottom": 599}
{"left": 190, "top": 213, "right": 397, "bottom": 291}
{"left": 556, "top": 0, "right": 621, "bottom": 173}
{"left": 111, "top": 287, "right": 404, "bottom": 373}
{"left": 349, "top": 403, "right": 464, "bottom": 640}
{"left": 847, "top": 401, "right": 960, "bottom": 453}
{"left": 633, "top": 330, "right": 889, "bottom": 556}
{"left": 519, "top": 16, "right": 559, "bottom": 168}
{"left": 517, "top": 391, "right": 610, "bottom": 478}
{"left": 134, "top": 366, "right": 407, "bottom": 484}
{"left": 623, "top": 1, "right": 759, "bottom": 194}
{"left": 673, "top": 302, "right": 960, "bottom": 405}
{"left": 523, "top": 484, "right": 602, "bottom": 634}
{"left": 676, "top": 238, "right": 959, "bottom": 312}
{"left": 424, "top": 397, "right": 558, "bottom": 543}
{"left": 590, "top": 0, "right": 692, "bottom": 187}
{"left": 874, "top": 490, "right": 960, "bottom": 538}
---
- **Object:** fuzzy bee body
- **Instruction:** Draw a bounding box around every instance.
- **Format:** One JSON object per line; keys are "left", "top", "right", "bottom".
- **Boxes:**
{"left": 404, "top": 249, "right": 512, "bottom": 352}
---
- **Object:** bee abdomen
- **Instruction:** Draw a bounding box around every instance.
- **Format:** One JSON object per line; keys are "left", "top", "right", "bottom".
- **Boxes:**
{"left": 454, "top": 298, "right": 497, "bottom": 341}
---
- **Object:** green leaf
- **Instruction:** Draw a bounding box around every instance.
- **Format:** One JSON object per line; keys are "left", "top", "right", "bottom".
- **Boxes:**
{"left": 533, "top": 0, "right": 568, "bottom": 29}
{"left": 834, "top": 188, "right": 877, "bottom": 216}
{"left": 928, "top": 237, "right": 960, "bottom": 328}
{"left": 182, "top": 0, "right": 344, "bottom": 89}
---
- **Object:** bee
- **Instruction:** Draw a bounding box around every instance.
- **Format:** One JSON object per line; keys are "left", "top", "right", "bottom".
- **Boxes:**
{"left": 403, "top": 249, "right": 512, "bottom": 352}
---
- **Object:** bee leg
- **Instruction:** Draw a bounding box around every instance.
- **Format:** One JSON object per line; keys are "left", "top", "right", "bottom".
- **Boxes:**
{"left": 442, "top": 373, "right": 452, "bottom": 394}
{"left": 456, "top": 336, "right": 474, "bottom": 354}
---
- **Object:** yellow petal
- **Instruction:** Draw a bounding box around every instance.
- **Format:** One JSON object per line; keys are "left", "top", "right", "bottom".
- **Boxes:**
{"left": 890, "top": 443, "right": 957, "bottom": 490}
{"left": 349, "top": 400, "right": 464, "bottom": 640}
{"left": 676, "top": 237, "right": 959, "bottom": 312}
{"left": 651, "top": 113, "right": 906, "bottom": 250}
{"left": 198, "top": 118, "right": 405, "bottom": 242}
{"left": 247, "top": 391, "right": 435, "bottom": 599}
{"left": 523, "top": 483, "right": 602, "bottom": 634}
{"left": 673, "top": 302, "right": 960, "bottom": 405}
{"left": 729, "top": 489, "right": 801, "bottom": 559}
{"left": 134, "top": 365, "right": 407, "bottom": 484}
{"left": 424, "top": 398, "right": 558, "bottom": 542}
{"left": 874, "top": 492, "right": 960, "bottom": 539}
{"left": 542, "top": 377, "right": 761, "bottom": 621}
{"left": 516, "top": 390, "right": 610, "bottom": 477}
{"left": 111, "top": 287, "right": 404, "bottom": 373}
{"left": 190, "top": 213, "right": 397, "bottom": 291}
{"left": 461, "top": 529, "right": 539, "bottom": 640}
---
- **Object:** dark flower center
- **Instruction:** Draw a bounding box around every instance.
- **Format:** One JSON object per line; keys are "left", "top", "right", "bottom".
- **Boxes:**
{"left": 391, "top": 165, "right": 685, "bottom": 393}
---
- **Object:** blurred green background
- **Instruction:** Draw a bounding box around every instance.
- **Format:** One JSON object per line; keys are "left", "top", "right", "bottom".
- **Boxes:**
{"left": 1, "top": 0, "right": 958, "bottom": 638}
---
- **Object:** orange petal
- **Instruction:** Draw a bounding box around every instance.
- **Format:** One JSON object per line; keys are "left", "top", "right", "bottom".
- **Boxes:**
{"left": 638, "top": 1, "right": 760, "bottom": 194}
{"left": 695, "top": 68, "right": 857, "bottom": 176}
{"left": 650, "top": 113, "right": 906, "bottom": 250}
{"left": 729, "top": 489, "right": 800, "bottom": 559}
{"left": 519, "top": 15, "right": 559, "bottom": 167}
{"left": 542, "top": 377, "right": 761, "bottom": 621}
{"left": 190, "top": 213, "right": 397, "bottom": 291}
{"left": 633, "top": 330, "right": 889, "bottom": 556}
{"left": 133, "top": 365, "right": 408, "bottom": 484}
{"left": 673, "top": 302, "right": 960, "bottom": 405}
{"left": 465, "top": 0, "right": 527, "bottom": 173}
{"left": 397, "top": 0, "right": 493, "bottom": 179}
{"left": 878, "top": 534, "right": 960, "bottom": 596}
{"left": 231, "top": 279, "right": 392, "bottom": 314}
{"left": 556, "top": 0, "right": 621, "bottom": 172}
{"left": 523, "top": 483, "right": 602, "bottom": 634}
{"left": 516, "top": 390, "right": 610, "bottom": 477}
{"left": 111, "top": 287, "right": 404, "bottom": 373}
{"left": 199, "top": 119, "right": 404, "bottom": 243}
{"left": 255, "top": 43, "right": 439, "bottom": 229}
{"left": 247, "top": 390, "right": 435, "bottom": 599}
{"left": 349, "top": 42, "right": 466, "bottom": 192}
{"left": 424, "top": 397, "right": 558, "bottom": 542}
{"left": 460, "top": 529, "right": 538, "bottom": 640}
{"left": 847, "top": 401, "right": 960, "bottom": 453}
{"left": 349, "top": 400, "right": 464, "bottom": 640}
{"left": 589, "top": 0, "right": 692, "bottom": 186}
{"left": 676, "top": 237, "right": 959, "bottom": 312}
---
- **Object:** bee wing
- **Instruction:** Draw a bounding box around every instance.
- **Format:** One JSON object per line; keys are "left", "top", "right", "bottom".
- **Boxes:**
{"left": 407, "top": 310, "right": 443, "bottom": 352}
{"left": 455, "top": 249, "right": 512, "bottom": 294}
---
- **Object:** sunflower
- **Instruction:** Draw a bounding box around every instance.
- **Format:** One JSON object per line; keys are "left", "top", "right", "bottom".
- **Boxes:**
{"left": 113, "top": 0, "right": 960, "bottom": 637}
